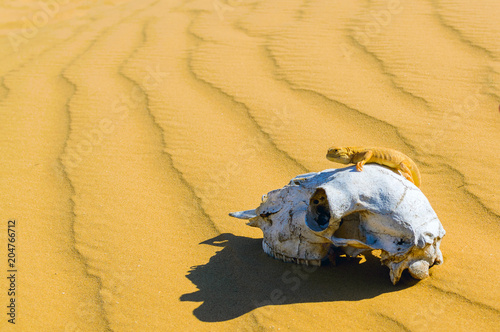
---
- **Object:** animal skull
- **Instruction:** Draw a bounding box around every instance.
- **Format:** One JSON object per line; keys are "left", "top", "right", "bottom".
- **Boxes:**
{"left": 230, "top": 165, "right": 445, "bottom": 284}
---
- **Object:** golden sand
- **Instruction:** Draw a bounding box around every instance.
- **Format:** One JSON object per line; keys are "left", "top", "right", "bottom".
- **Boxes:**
{"left": 0, "top": 0, "right": 499, "bottom": 331}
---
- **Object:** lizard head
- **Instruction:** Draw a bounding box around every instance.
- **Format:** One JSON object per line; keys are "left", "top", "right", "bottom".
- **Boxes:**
{"left": 326, "top": 146, "right": 352, "bottom": 164}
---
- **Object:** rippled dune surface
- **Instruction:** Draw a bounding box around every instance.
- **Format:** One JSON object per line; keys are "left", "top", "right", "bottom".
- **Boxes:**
{"left": 0, "top": 0, "right": 499, "bottom": 331}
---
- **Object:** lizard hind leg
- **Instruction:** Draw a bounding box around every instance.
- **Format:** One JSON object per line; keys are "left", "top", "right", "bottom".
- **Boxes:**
{"left": 398, "top": 162, "right": 415, "bottom": 185}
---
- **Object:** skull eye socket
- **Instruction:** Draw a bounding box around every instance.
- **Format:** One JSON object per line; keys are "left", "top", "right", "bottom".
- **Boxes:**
{"left": 306, "top": 188, "right": 331, "bottom": 231}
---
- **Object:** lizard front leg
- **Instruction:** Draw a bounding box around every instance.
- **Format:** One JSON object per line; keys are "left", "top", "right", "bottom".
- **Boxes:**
{"left": 355, "top": 150, "right": 373, "bottom": 171}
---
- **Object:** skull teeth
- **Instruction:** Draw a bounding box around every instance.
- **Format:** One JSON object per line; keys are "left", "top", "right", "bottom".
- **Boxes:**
{"left": 262, "top": 240, "right": 322, "bottom": 266}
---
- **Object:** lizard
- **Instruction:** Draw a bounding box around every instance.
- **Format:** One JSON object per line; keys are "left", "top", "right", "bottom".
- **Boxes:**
{"left": 326, "top": 146, "right": 421, "bottom": 187}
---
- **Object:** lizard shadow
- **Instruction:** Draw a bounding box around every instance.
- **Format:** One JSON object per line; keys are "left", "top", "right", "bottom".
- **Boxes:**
{"left": 180, "top": 233, "right": 417, "bottom": 322}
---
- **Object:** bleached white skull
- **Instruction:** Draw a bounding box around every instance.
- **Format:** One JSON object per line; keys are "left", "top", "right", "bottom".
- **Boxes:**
{"left": 230, "top": 165, "right": 445, "bottom": 284}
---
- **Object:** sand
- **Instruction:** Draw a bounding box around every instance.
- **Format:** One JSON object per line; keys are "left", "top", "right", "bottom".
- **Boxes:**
{"left": 0, "top": 0, "right": 499, "bottom": 331}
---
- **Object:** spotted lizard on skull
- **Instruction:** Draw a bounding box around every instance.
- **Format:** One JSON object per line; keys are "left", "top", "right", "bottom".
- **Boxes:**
{"left": 326, "top": 146, "right": 421, "bottom": 187}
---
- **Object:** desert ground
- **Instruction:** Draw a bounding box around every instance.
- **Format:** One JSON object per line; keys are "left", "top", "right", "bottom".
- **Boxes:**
{"left": 0, "top": 0, "right": 499, "bottom": 331}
